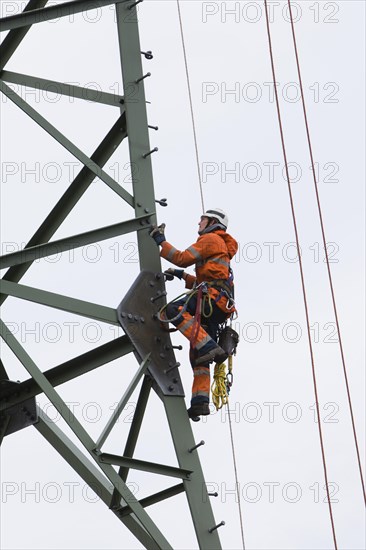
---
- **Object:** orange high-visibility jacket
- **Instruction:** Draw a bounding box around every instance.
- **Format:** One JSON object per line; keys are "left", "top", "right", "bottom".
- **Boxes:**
{"left": 160, "top": 229, "right": 238, "bottom": 314}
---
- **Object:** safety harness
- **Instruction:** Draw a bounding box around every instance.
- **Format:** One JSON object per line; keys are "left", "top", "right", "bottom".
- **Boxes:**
{"left": 206, "top": 267, "right": 236, "bottom": 312}
{"left": 159, "top": 270, "right": 239, "bottom": 408}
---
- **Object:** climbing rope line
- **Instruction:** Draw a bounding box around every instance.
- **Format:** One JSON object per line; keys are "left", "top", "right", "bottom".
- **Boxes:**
{"left": 176, "top": 0, "right": 205, "bottom": 212}
{"left": 287, "top": 0, "right": 366, "bottom": 507}
{"left": 210, "top": 363, "right": 245, "bottom": 548}
{"left": 176, "top": 5, "right": 246, "bottom": 547}
{"left": 263, "top": 1, "right": 338, "bottom": 547}
{"left": 227, "top": 401, "right": 246, "bottom": 550}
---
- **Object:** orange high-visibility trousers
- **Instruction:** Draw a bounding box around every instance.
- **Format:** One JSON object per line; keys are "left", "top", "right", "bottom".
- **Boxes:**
{"left": 163, "top": 300, "right": 215, "bottom": 404}
{"left": 191, "top": 366, "right": 210, "bottom": 404}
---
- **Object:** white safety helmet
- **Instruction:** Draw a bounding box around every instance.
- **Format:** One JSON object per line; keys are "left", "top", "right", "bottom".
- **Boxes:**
{"left": 203, "top": 208, "right": 229, "bottom": 229}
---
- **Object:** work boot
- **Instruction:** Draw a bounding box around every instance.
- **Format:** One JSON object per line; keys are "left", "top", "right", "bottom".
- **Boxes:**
{"left": 195, "top": 343, "right": 227, "bottom": 366}
{"left": 187, "top": 402, "right": 210, "bottom": 422}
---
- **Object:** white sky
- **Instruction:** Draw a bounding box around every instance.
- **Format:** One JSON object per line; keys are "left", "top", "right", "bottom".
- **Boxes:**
{"left": 0, "top": 1, "right": 365, "bottom": 549}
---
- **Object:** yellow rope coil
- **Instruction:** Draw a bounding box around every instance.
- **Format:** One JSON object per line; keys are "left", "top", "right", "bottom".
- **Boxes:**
{"left": 211, "top": 362, "right": 228, "bottom": 410}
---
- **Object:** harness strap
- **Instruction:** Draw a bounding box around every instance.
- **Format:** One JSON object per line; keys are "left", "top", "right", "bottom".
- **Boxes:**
{"left": 190, "top": 285, "right": 203, "bottom": 349}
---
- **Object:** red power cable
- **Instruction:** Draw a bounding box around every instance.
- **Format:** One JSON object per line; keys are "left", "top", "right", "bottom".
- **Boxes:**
{"left": 287, "top": 0, "right": 366, "bottom": 507}
{"left": 263, "top": 1, "right": 338, "bottom": 547}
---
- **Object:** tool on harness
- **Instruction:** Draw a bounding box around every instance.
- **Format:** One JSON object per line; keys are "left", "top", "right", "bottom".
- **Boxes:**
{"left": 218, "top": 325, "right": 239, "bottom": 357}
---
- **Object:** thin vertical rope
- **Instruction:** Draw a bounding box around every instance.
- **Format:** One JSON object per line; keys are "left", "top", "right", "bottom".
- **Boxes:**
{"left": 227, "top": 402, "right": 246, "bottom": 550}
{"left": 176, "top": 0, "right": 205, "bottom": 212}
{"left": 176, "top": 6, "right": 246, "bottom": 544}
{"left": 287, "top": 0, "right": 366, "bottom": 506}
{"left": 263, "top": 1, "right": 338, "bottom": 546}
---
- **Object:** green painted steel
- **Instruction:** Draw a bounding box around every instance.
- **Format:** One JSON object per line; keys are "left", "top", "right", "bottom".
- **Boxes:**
{"left": 112, "top": 375, "right": 152, "bottom": 488}
{"left": 0, "top": 415, "right": 11, "bottom": 445}
{"left": 1, "top": 280, "right": 119, "bottom": 325}
{"left": 164, "top": 395, "right": 222, "bottom": 549}
{"left": 0, "top": 321, "right": 173, "bottom": 549}
{"left": 0, "top": 215, "right": 150, "bottom": 269}
{"left": 0, "top": 1, "right": 223, "bottom": 547}
{"left": 0, "top": 0, "right": 49, "bottom": 70}
{"left": 0, "top": 0, "right": 128, "bottom": 31}
{"left": 116, "top": 2, "right": 161, "bottom": 272}
{"left": 117, "top": 270, "right": 185, "bottom": 397}
{"left": 0, "top": 81, "right": 134, "bottom": 206}
{"left": 0, "top": 336, "right": 133, "bottom": 412}
{"left": 35, "top": 407, "right": 115, "bottom": 507}
{"left": 0, "top": 113, "right": 127, "bottom": 305}
{"left": 0, "top": 359, "right": 8, "bottom": 380}
{"left": 99, "top": 453, "right": 193, "bottom": 480}
{"left": 1, "top": 70, "right": 123, "bottom": 106}
{"left": 96, "top": 354, "right": 151, "bottom": 449}
{"left": 35, "top": 408, "right": 163, "bottom": 550}
{"left": 118, "top": 483, "right": 185, "bottom": 517}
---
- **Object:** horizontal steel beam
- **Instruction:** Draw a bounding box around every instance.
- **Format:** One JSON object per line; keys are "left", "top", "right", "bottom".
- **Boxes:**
{"left": 0, "top": 81, "right": 134, "bottom": 206}
{"left": 1, "top": 70, "right": 123, "bottom": 107}
{"left": 1, "top": 280, "right": 119, "bottom": 325}
{"left": 0, "top": 336, "right": 133, "bottom": 412}
{"left": 99, "top": 453, "right": 193, "bottom": 480}
{"left": 0, "top": 0, "right": 128, "bottom": 31}
{"left": 1, "top": 113, "right": 127, "bottom": 305}
{"left": 0, "top": 214, "right": 151, "bottom": 269}
{"left": 118, "top": 483, "right": 185, "bottom": 518}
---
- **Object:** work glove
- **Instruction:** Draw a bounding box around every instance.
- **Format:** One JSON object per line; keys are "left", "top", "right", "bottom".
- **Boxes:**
{"left": 165, "top": 268, "right": 184, "bottom": 280}
{"left": 149, "top": 223, "right": 166, "bottom": 246}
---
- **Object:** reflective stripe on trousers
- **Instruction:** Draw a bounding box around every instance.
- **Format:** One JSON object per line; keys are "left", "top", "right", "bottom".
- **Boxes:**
{"left": 191, "top": 366, "right": 210, "bottom": 405}
{"left": 164, "top": 301, "right": 215, "bottom": 352}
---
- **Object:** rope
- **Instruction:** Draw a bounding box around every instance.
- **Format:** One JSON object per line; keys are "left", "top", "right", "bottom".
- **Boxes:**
{"left": 263, "top": 1, "right": 338, "bottom": 547}
{"left": 210, "top": 360, "right": 245, "bottom": 548}
{"left": 176, "top": 0, "right": 205, "bottom": 212}
{"left": 287, "top": 0, "right": 366, "bottom": 507}
{"left": 211, "top": 363, "right": 229, "bottom": 410}
{"left": 176, "top": 6, "right": 245, "bottom": 546}
{"left": 227, "top": 401, "right": 246, "bottom": 550}
{"left": 157, "top": 290, "right": 196, "bottom": 323}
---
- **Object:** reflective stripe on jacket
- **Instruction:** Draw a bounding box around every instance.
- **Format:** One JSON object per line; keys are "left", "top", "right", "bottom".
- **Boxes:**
{"left": 160, "top": 230, "right": 238, "bottom": 313}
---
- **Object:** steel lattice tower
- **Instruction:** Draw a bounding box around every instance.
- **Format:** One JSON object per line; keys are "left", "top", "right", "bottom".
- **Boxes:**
{"left": 0, "top": 1, "right": 222, "bottom": 548}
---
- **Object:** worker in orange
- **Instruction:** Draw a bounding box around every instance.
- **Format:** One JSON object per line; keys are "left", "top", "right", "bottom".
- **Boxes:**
{"left": 150, "top": 208, "right": 238, "bottom": 420}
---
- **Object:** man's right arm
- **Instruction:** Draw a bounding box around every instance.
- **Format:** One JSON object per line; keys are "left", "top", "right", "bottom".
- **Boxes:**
{"left": 160, "top": 240, "right": 202, "bottom": 268}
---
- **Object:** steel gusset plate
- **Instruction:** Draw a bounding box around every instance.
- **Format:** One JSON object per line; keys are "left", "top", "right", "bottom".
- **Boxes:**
{"left": 117, "top": 271, "right": 184, "bottom": 397}
{"left": 0, "top": 380, "right": 38, "bottom": 436}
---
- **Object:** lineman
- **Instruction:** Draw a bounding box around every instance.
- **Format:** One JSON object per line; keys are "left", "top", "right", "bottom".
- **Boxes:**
{"left": 150, "top": 208, "right": 238, "bottom": 420}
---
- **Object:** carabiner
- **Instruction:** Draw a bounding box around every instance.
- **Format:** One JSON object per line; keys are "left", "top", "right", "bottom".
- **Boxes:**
{"left": 226, "top": 371, "right": 233, "bottom": 393}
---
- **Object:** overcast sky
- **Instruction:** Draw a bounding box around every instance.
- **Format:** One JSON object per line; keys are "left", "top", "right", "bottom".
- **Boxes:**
{"left": 1, "top": 1, "right": 365, "bottom": 549}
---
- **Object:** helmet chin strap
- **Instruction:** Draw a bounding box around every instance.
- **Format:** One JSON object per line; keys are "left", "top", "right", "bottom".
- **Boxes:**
{"left": 199, "top": 221, "right": 226, "bottom": 236}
